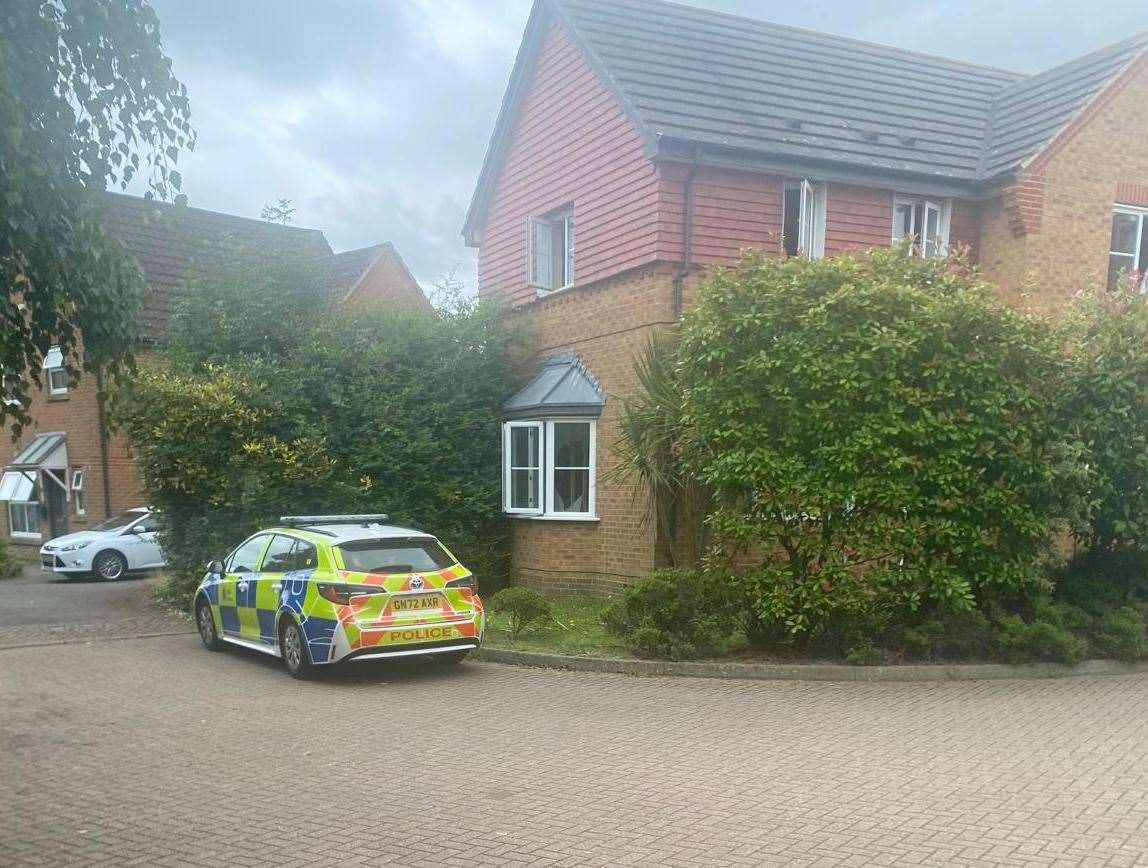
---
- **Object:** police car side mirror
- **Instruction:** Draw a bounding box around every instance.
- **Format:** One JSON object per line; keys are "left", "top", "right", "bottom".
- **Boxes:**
{"left": 207, "top": 559, "right": 224, "bottom": 576}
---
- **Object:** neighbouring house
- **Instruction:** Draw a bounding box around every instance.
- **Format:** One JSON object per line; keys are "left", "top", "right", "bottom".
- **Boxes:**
{"left": 0, "top": 192, "right": 428, "bottom": 550}
{"left": 464, "top": 0, "right": 1148, "bottom": 595}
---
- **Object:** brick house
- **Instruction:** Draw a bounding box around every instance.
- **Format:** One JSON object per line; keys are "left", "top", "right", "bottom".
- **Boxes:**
{"left": 463, "top": 0, "right": 1148, "bottom": 594}
{"left": 0, "top": 192, "right": 428, "bottom": 551}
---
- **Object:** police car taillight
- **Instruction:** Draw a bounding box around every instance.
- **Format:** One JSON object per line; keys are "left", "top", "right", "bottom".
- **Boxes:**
{"left": 445, "top": 575, "right": 477, "bottom": 592}
{"left": 316, "top": 583, "right": 386, "bottom": 605}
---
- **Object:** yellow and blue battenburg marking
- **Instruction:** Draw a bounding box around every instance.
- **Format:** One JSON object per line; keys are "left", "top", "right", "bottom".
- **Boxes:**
{"left": 197, "top": 528, "right": 483, "bottom": 665}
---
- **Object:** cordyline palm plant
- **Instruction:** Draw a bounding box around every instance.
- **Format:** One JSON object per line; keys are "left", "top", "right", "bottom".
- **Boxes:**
{"left": 609, "top": 333, "right": 709, "bottom": 565}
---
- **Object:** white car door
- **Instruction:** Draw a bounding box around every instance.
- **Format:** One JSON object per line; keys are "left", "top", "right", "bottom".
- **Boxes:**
{"left": 124, "top": 514, "right": 165, "bottom": 569}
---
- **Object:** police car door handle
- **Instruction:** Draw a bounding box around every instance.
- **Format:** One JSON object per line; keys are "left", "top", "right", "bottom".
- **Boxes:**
{"left": 271, "top": 583, "right": 282, "bottom": 591}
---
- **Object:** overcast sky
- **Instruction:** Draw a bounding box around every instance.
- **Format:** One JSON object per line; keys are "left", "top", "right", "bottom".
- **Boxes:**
{"left": 142, "top": 0, "right": 1145, "bottom": 290}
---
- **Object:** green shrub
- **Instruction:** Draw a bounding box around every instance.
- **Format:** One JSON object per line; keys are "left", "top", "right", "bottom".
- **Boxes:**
{"left": 994, "top": 616, "right": 1087, "bottom": 664}
{"left": 603, "top": 568, "right": 743, "bottom": 659}
{"left": 1061, "top": 289, "right": 1148, "bottom": 580}
{"left": 896, "top": 608, "right": 993, "bottom": 661}
{"left": 617, "top": 248, "right": 1078, "bottom": 639}
{"left": 116, "top": 253, "right": 528, "bottom": 607}
{"left": 489, "top": 588, "right": 553, "bottom": 640}
{"left": 1092, "top": 606, "right": 1148, "bottom": 661}
{"left": 0, "top": 538, "right": 23, "bottom": 579}
{"left": 1054, "top": 548, "right": 1148, "bottom": 613}
{"left": 844, "top": 638, "right": 883, "bottom": 666}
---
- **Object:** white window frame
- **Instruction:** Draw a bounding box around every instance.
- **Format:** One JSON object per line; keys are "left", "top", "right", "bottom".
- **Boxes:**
{"left": 502, "top": 418, "right": 598, "bottom": 520}
{"left": 1109, "top": 205, "right": 1148, "bottom": 292}
{"left": 892, "top": 195, "right": 951, "bottom": 257}
{"left": 8, "top": 499, "right": 40, "bottom": 539}
{"left": 71, "top": 469, "right": 85, "bottom": 516}
{"left": 544, "top": 419, "right": 597, "bottom": 519}
{"left": 502, "top": 421, "right": 544, "bottom": 515}
{"left": 782, "top": 179, "right": 827, "bottom": 259}
{"left": 527, "top": 207, "right": 575, "bottom": 294}
{"left": 43, "top": 345, "right": 68, "bottom": 396}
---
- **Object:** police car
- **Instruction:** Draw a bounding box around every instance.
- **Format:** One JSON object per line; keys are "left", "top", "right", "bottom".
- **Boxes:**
{"left": 193, "top": 515, "right": 483, "bottom": 678}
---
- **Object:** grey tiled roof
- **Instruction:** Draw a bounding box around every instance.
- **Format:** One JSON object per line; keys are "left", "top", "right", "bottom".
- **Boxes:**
{"left": 97, "top": 193, "right": 334, "bottom": 338}
{"left": 551, "top": 0, "right": 1146, "bottom": 182}
{"left": 504, "top": 352, "right": 606, "bottom": 419}
{"left": 981, "top": 32, "right": 1148, "bottom": 177}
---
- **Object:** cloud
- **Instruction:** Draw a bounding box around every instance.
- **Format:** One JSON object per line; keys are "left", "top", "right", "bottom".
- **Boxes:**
{"left": 141, "top": 0, "right": 1142, "bottom": 291}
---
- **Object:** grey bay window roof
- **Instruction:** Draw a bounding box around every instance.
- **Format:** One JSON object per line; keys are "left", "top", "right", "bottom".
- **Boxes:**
{"left": 464, "top": 0, "right": 1148, "bottom": 240}
{"left": 504, "top": 352, "right": 606, "bottom": 419}
{"left": 8, "top": 432, "right": 67, "bottom": 470}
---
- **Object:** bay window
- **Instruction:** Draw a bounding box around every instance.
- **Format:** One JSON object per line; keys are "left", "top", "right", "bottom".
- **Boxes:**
{"left": 503, "top": 420, "right": 596, "bottom": 518}
{"left": 1108, "top": 205, "right": 1148, "bottom": 292}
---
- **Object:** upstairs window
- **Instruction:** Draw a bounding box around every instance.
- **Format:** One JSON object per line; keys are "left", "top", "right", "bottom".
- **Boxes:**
{"left": 528, "top": 206, "right": 574, "bottom": 293}
{"left": 70, "top": 469, "right": 85, "bottom": 516}
{"left": 892, "top": 196, "right": 950, "bottom": 257}
{"left": 43, "top": 346, "right": 68, "bottom": 396}
{"left": 1108, "top": 206, "right": 1148, "bottom": 292}
{"left": 502, "top": 419, "right": 596, "bottom": 518}
{"left": 782, "top": 179, "right": 826, "bottom": 259}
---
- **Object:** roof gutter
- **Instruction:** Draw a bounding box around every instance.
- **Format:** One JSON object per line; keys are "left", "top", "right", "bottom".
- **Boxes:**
{"left": 672, "top": 151, "right": 701, "bottom": 321}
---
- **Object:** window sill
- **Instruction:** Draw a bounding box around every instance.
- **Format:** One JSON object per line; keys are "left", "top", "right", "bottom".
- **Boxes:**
{"left": 10, "top": 533, "right": 42, "bottom": 541}
{"left": 533, "top": 283, "right": 575, "bottom": 299}
{"left": 47, "top": 393, "right": 69, "bottom": 402}
{"left": 506, "top": 513, "right": 599, "bottom": 523}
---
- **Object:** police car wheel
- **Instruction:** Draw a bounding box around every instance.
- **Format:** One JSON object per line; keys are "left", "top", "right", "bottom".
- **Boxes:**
{"left": 280, "top": 620, "right": 313, "bottom": 679}
{"left": 195, "top": 599, "right": 222, "bottom": 651}
{"left": 435, "top": 650, "right": 469, "bottom": 666}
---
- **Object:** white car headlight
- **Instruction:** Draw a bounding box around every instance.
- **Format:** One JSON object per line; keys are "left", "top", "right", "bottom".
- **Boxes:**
{"left": 57, "top": 541, "right": 91, "bottom": 552}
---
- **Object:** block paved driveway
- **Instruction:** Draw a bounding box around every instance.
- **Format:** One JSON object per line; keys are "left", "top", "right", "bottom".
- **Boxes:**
{"left": 3, "top": 572, "right": 1148, "bottom": 866}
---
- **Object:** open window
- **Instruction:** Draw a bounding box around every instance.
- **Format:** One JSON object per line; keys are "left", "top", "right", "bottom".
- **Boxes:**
{"left": 1108, "top": 205, "right": 1148, "bottom": 292}
{"left": 528, "top": 206, "right": 575, "bottom": 293}
{"left": 70, "top": 469, "right": 85, "bottom": 516}
{"left": 43, "top": 346, "right": 68, "bottom": 396}
{"left": 782, "top": 179, "right": 826, "bottom": 259}
{"left": 892, "top": 196, "right": 950, "bottom": 257}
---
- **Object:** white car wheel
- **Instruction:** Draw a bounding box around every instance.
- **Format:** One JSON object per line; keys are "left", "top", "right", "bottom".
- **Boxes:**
{"left": 94, "top": 550, "right": 127, "bottom": 581}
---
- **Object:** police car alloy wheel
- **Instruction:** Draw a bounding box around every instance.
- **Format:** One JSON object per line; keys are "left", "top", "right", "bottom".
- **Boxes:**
{"left": 280, "top": 620, "right": 313, "bottom": 679}
{"left": 196, "top": 599, "right": 222, "bottom": 651}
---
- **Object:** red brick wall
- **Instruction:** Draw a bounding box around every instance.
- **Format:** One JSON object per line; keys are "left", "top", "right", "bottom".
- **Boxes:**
{"left": 477, "top": 19, "right": 661, "bottom": 306}
{"left": 657, "top": 163, "right": 783, "bottom": 263}
{"left": 504, "top": 264, "right": 680, "bottom": 595}
{"left": 979, "top": 60, "right": 1148, "bottom": 312}
{"left": 344, "top": 246, "right": 429, "bottom": 309}
{"left": 0, "top": 362, "right": 143, "bottom": 552}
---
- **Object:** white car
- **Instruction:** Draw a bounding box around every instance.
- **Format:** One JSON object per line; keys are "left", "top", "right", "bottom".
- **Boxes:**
{"left": 39, "top": 508, "right": 165, "bottom": 580}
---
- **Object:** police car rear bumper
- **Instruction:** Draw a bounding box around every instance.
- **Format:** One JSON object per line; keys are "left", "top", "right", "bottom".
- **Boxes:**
{"left": 346, "top": 637, "right": 479, "bottom": 662}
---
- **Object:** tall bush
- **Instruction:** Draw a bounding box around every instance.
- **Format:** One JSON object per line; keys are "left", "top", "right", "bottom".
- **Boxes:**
{"left": 118, "top": 258, "right": 527, "bottom": 605}
{"left": 622, "top": 248, "right": 1079, "bottom": 638}
{"left": 1059, "top": 287, "right": 1148, "bottom": 599}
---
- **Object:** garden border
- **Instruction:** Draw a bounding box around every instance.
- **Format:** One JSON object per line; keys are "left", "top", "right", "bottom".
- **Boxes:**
{"left": 475, "top": 648, "right": 1148, "bottom": 682}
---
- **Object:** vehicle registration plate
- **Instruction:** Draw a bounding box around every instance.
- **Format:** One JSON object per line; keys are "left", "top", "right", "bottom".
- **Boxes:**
{"left": 392, "top": 594, "right": 441, "bottom": 612}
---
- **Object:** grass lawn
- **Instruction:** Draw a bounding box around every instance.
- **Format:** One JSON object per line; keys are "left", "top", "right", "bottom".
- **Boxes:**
{"left": 483, "top": 594, "right": 633, "bottom": 657}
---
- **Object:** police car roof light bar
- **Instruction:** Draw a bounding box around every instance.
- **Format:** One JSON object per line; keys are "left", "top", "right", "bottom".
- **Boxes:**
{"left": 280, "top": 514, "right": 390, "bottom": 528}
